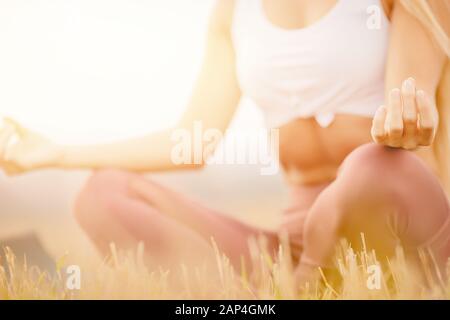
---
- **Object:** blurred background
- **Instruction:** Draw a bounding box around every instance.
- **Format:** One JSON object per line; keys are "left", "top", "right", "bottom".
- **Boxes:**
{"left": 0, "top": 0, "right": 288, "bottom": 262}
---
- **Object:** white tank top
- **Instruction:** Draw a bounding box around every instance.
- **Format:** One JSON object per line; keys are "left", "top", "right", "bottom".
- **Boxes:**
{"left": 232, "top": 0, "right": 390, "bottom": 128}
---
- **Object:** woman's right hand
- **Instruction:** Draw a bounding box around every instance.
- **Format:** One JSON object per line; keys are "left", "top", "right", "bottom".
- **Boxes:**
{"left": 0, "top": 118, "right": 63, "bottom": 175}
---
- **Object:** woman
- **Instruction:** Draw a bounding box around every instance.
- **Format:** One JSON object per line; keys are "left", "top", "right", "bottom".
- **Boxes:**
{"left": 0, "top": 0, "right": 449, "bottom": 282}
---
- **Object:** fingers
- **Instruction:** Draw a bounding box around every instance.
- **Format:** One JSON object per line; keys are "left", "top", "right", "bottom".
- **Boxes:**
{"left": 401, "top": 78, "right": 418, "bottom": 149}
{"left": 3, "top": 117, "right": 26, "bottom": 137}
{"left": 377, "top": 77, "right": 437, "bottom": 149}
{"left": 416, "top": 90, "right": 435, "bottom": 146}
{"left": 0, "top": 117, "right": 25, "bottom": 158}
{"left": 0, "top": 122, "right": 21, "bottom": 175}
{"left": 385, "top": 88, "right": 403, "bottom": 147}
{"left": 0, "top": 122, "right": 16, "bottom": 159}
{"left": 371, "top": 105, "right": 387, "bottom": 143}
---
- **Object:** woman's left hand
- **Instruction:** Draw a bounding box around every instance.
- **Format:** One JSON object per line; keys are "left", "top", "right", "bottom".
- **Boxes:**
{"left": 371, "top": 77, "right": 438, "bottom": 150}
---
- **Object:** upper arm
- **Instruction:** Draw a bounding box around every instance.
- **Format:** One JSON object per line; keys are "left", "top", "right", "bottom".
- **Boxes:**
{"left": 385, "top": 1, "right": 446, "bottom": 97}
{"left": 178, "top": 0, "right": 240, "bottom": 133}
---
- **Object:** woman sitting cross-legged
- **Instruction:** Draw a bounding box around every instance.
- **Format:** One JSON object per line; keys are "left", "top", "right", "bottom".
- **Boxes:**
{"left": 0, "top": 0, "right": 449, "bottom": 284}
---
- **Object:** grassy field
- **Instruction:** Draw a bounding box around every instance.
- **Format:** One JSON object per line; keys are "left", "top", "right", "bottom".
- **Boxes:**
{"left": 0, "top": 198, "right": 449, "bottom": 300}
{"left": 1, "top": 235, "right": 449, "bottom": 300}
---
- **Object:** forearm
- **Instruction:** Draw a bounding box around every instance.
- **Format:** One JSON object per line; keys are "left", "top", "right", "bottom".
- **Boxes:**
{"left": 58, "top": 128, "right": 203, "bottom": 172}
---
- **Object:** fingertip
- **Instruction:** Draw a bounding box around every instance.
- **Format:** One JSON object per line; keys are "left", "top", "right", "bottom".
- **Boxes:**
{"left": 371, "top": 131, "right": 385, "bottom": 143}
{"left": 373, "top": 106, "right": 387, "bottom": 124}
{"left": 389, "top": 88, "right": 401, "bottom": 102}
{"left": 416, "top": 90, "right": 429, "bottom": 108}
{"left": 377, "top": 105, "right": 387, "bottom": 114}
{"left": 402, "top": 78, "right": 415, "bottom": 95}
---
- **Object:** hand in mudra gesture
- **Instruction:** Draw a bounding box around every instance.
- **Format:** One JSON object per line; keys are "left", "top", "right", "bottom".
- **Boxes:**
{"left": 371, "top": 77, "right": 437, "bottom": 150}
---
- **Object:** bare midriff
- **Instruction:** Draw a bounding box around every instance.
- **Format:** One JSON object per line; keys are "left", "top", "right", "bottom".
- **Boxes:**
{"left": 279, "top": 114, "right": 438, "bottom": 185}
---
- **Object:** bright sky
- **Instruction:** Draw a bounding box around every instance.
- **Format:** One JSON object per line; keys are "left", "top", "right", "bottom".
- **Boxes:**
{"left": 0, "top": 0, "right": 283, "bottom": 221}
{"left": 0, "top": 0, "right": 264, "bottom": 144}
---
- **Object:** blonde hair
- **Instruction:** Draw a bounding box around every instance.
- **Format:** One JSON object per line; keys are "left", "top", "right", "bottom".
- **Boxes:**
{"left": 400, "top": 0, "right": 450, "bottom": 195}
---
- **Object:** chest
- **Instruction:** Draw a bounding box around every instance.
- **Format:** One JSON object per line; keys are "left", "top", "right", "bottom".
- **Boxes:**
{"left": 233, "top": 0, "right": 390, "bottom": 96}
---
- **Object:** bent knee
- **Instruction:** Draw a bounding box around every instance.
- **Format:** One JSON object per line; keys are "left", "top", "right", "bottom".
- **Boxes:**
{"left": 339, "top": 143, "right": 431, "bottom": 182}
{"left": 74, "top": 169, "right": 136, "bottom": 223}
{"left": 334, "top": 143, "right": 444, "bottom": 215}
{"left": 342, "top": 143, "right": 425, "bottom": 169}
{"left": 335, "top": 144, "right": 448, "bottom": 239}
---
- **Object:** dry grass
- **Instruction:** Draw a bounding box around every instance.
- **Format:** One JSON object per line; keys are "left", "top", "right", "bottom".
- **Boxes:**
{"left": 1, "top": 235, "right": 449, "bottom": 300}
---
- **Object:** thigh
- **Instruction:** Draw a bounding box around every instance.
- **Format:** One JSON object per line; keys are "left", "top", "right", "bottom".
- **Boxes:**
{"left": 129, "top": 175, "right": 280, "bottom": 264}
{"left": 77, "top": 169, "right": 279, "bottom": 266}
